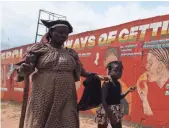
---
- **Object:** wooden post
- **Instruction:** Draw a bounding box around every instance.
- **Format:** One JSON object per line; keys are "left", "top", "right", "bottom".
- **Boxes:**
{"left": 19, "top": 74, "right": 29, "bottom": 128}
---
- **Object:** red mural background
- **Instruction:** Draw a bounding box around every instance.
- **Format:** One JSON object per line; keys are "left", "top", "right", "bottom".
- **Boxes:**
{"left": 1, "top": 15, "right": 169, "bottom": 127}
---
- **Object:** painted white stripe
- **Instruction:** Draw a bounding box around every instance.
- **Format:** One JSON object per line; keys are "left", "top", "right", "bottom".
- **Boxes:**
{"left": 1, "top": 88, "right": 8, "bottom": 91}
{"left": 14, "top": 88, "right": 23, "bottom": 92}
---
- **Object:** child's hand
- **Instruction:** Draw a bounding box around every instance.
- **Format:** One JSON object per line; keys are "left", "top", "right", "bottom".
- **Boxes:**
{"left": 128, "top": 86, "right": 136, "bottom": 92}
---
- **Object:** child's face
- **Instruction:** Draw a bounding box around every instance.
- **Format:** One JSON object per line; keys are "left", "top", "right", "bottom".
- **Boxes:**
{"left": 107, "top": 66, "right": 119, "bottom": 80}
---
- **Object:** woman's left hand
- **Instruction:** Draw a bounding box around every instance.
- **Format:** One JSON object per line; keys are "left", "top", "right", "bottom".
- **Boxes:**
{"left": 96, "top": 75, "right": 111, "bottom": 81}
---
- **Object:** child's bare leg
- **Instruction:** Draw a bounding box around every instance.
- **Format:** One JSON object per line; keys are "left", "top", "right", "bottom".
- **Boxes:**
{"left": 110, "top": 121, "right": 122, "bottom": 128}
{"left": 98, "top": 123, "right": 108, "bottom": 128}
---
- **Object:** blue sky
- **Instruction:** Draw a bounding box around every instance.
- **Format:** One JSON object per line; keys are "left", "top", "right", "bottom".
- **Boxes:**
{"left": 1, "top": 1, "right": 169, "bottom": 50}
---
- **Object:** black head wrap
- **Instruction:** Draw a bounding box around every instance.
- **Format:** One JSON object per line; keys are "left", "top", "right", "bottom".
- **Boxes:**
{"left": 41, "top": 19, "right": 73, "bottom": 33}
{"left": 40, "top": 19, "right": 73, "bottom": 43}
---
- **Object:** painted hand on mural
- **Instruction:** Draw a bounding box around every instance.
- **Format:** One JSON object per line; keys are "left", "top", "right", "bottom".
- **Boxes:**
{"left": 94, "top": 52, "right": 99, "bottom": 66}
{"left": 137, "top": 80, "right": 148, "bottom": 101}
{"left": 142, "top": 99, "right": 153, "bottom": 116}
{"left": 136, "top": 80, "right": 153, "bottom": 116}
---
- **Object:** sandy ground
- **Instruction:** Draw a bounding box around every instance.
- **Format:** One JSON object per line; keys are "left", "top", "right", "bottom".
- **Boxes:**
{"left": 1, "top": 101, "right": 132, "bottom": 128}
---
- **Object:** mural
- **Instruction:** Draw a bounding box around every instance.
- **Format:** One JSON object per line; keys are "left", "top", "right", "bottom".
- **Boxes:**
{"left": 1, "top": 15, "right": 169, "bottom": 127}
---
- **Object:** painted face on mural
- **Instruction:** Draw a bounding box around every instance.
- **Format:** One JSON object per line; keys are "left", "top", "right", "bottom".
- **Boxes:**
{"left": 104, "top": 53, "right": 118, "bottom": 67}
{"left": 146, "top": 52, "right": 167, "bottom": 82}
{"left": 104, "top": 48, "right": 120, "bottom": 75}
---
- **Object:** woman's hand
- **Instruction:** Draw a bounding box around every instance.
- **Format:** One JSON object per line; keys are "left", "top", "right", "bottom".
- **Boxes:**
{"left": 97, "top": 75, "right": 111, "bottom": 81}
{"left": 18, "top": 63, "right": 34, "bottom": 76}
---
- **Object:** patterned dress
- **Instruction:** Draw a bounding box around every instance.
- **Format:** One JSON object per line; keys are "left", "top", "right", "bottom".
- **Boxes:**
{"left": 16, "top": 43, "right": 83, "bottom": 128}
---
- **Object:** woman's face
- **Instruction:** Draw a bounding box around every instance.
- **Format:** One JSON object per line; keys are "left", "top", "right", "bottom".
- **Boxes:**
{"left": 146, "top": 52, "right": 164, "bottom": 82}
{"left": 50, "top": 26, "right": 69, "bottom": 45}
{"left": 104, "top": 53, "right": 118, "bottom": 67}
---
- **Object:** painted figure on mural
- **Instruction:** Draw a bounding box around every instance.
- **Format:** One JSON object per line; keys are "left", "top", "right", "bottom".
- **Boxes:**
{"left": 8, "top": 64, "right": 14, "bottom": 79}
{"left": 136, "top": 47, "right": 169, "bottom": 126}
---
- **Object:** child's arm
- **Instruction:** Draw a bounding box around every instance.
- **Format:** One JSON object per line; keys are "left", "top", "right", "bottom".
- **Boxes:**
{"left": 101, "top": 84, "right": 109, "bottom": 112}
{"left": 120, "top": 86, "right": 136, "bottom": 99}
{"left": 120, "top": 90, "right": 130, "bottom": 99}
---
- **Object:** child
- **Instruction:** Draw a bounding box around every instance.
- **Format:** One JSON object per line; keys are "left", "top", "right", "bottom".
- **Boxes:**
{"left": 95, "top": 61, "right": 136, "bottom": 128}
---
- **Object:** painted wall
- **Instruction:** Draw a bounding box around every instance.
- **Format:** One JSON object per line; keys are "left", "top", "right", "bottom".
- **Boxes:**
{"left": 1, "top": 14, "right": 169, "bottom": 127}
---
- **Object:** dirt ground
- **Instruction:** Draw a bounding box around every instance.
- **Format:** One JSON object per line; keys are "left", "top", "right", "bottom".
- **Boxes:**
{"left": 1, "top": 101, "right": 132, "bottom": 128}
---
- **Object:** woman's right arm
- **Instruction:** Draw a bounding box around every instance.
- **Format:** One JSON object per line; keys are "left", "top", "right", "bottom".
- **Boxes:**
{"left": 16, "top": 63, "right": 35, "bottom": 76}
{"left": 15, "top": 58, "right": 36, "bottom": 82}
{"left": 15, "top": 43, "right": 46, "bottom": 82}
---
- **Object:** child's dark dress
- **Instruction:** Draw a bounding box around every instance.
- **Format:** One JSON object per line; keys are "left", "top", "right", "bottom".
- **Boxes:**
{"left": 95, "top": 80, "right": 124, "bottom": 124}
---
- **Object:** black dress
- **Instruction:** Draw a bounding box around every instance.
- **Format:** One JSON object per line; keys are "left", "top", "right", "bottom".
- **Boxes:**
{"left": 94, "top": 80, "right": 124, "bottom": 125}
